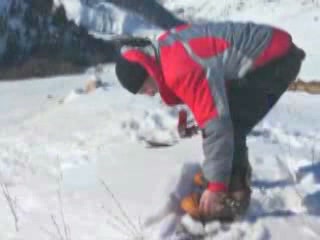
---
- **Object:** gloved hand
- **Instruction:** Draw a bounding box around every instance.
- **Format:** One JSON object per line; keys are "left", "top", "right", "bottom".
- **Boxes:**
{"left": 181, "top": 173, "right": 228, "bottom": 221}
{"left": 199, "top": 189, "right": 229, "bottom": 221}
{"left": 181, "top": 190, "right": 233, "bottom": 222}
{"left": 180, "top": 172, "right": 250, "bottom": 222}
{"left": 177, "top": 110, "right": 199, "bottom": 138}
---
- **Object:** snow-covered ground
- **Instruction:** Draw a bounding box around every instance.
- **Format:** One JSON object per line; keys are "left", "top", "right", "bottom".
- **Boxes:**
{"left": 1, "top": 0, "right": 320, "bottom": 240}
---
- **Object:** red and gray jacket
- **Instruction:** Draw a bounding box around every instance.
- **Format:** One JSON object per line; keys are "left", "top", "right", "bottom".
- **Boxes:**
{"left": 121, "top": 22, "right": 293, "bottom": 192}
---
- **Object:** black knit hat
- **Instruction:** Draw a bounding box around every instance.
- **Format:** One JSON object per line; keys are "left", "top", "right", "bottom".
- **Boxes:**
{"left": 115, "top": 55, "right": 148, "bottom": 94}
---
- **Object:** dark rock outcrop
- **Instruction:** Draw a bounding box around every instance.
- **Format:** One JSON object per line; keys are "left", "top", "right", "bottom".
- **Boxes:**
{"left": 0, "top": 0, "right": 116, "bottom": 80}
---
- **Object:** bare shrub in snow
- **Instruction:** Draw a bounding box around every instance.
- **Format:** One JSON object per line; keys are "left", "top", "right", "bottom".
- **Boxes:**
{"left": 101, "top": 180, "right": 147, "bottom": 239}
{"left": 1, "top": 182, "right": 19, "bottom": 232}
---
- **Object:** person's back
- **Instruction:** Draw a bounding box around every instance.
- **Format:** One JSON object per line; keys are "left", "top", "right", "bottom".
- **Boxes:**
{"left": 158, "top": 21, "right": 292, "bottom": 84}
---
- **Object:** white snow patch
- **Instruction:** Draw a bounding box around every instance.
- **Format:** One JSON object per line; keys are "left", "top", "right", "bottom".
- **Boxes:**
{"left": 1, "top": 1, "right": 320, "bottom": 240}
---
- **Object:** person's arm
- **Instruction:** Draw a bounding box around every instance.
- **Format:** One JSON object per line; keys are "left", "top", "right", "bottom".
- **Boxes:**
{"left": 201, "top": 115, "right": 233, "bottom": 191}
{"left": 172, "top": 68, "right": 234, "bottom": 191}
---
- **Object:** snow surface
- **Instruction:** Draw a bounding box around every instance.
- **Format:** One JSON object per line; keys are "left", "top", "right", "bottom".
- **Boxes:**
{"left": 1, "top": 0, "right": 320, "bottom": 240}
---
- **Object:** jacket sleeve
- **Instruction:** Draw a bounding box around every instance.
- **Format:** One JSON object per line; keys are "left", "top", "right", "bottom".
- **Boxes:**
{"left": 202, "top": 115, "right": 234, "bottom": 189}
{"left": 172, "top": 67, "right": 234, "bottom": 189}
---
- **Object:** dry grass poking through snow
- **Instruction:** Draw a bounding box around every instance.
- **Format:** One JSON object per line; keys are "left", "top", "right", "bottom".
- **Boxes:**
{"left": 288, "top": 79, "right": 320, "bottom": 94}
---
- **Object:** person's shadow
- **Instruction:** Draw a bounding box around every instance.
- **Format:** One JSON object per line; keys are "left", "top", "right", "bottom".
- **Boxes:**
{"left": 248, "top": 161, "right": 320, "bottom": 222}
{"left": 296, "top": 162, "right": 320, "bottom": 215}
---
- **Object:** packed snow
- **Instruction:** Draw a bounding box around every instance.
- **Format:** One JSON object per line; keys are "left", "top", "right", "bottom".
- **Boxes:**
{"left": 1, "top": 0, "right": 320, "bottom": 240}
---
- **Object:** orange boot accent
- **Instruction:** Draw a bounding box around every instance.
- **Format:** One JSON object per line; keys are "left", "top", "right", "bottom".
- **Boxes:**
{"left": 193, "top": 172, "right": 208, "bottom": 188}
{"left": 180, "top": 192, "right": 201, "bottom": 219}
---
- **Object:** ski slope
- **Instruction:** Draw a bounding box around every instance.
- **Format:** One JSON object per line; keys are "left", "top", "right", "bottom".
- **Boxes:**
{"left": 1, "top": 0, "right": 320, "bottom": 239}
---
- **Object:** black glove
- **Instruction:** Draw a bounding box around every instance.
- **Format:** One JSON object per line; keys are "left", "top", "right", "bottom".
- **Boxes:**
{"left": 177, "top": 110, "right": 199, "bottom": 138}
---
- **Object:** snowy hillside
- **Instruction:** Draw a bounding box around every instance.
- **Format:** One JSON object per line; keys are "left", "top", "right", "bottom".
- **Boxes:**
{"left": 1, "top": 1, "right": 320, "bottom": 240}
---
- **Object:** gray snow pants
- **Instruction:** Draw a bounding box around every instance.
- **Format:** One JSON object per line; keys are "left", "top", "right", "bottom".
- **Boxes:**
{"left": 227, "top": 44, "right": 306, "bottom": 191}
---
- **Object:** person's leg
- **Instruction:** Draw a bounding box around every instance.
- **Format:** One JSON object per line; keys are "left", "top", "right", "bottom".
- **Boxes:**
{"left": 229, "top": 45, "right": 305, "bottom": 137}
{"left": 227, "top": 45, "right": 305, "bottom": 202}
